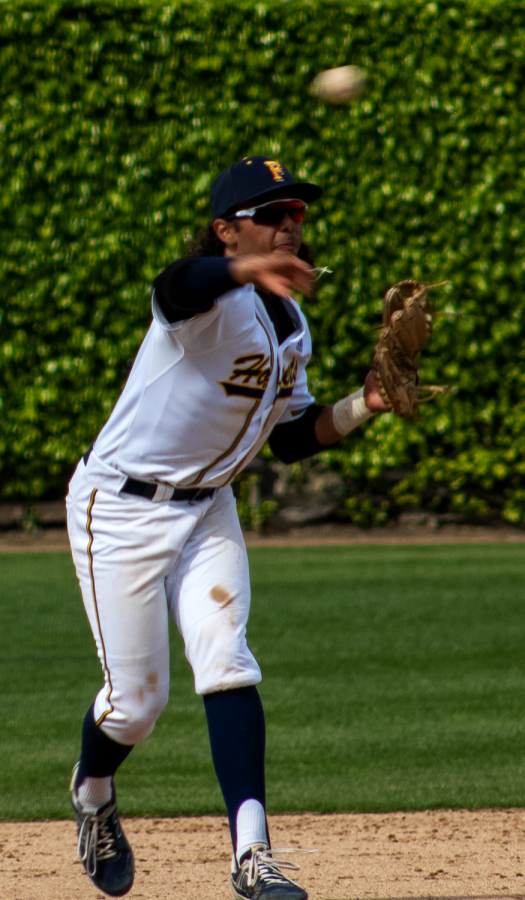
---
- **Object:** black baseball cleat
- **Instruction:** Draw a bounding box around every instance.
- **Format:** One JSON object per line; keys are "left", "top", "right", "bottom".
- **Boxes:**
{"left": 70, "top": 763, "right": 135, "bottom": 897}
{"left": 231, "top": 844, "right": 309, "bottom": 900}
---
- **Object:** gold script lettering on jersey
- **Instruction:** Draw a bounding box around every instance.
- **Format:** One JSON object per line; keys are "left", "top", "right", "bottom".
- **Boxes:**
{"left": 219, "top": 354, "right": 271, "bottom": 400}
{"left": 276, "top": 357, "right": 298, "bottom": 399}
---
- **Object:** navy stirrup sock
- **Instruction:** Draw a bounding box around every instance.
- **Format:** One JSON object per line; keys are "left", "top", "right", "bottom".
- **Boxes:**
{"left": 203, "top": 686, "right": 266, "bottom": 851}
{"left": 77, "top": 704, "right": 134, "bottom": 784}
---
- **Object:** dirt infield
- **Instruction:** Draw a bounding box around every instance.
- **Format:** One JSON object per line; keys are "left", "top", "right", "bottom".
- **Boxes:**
{"left": 2, "top": 809, "right": 525, "bottom": 900}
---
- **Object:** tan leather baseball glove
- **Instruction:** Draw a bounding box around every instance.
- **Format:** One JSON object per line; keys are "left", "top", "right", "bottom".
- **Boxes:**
{"left": 372, "top": 279, "right": 449, "bottom": 418}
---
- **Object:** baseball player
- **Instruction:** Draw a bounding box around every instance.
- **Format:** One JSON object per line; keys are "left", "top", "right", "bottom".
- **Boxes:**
{"left": 66, "top": 155, "right": 388, "bottom": 899}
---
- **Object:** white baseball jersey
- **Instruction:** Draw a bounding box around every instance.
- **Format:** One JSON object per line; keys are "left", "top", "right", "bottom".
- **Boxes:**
{"left": 92, "top": 283, "right": 315, "bottom": 490}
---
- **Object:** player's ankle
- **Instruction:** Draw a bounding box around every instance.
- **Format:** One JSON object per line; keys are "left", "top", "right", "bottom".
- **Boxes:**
{"left": 236, "top": 799, "right": 268, "bottom": 862}
{"left": 77, "top": 775, "right": 113, "bottom": 810}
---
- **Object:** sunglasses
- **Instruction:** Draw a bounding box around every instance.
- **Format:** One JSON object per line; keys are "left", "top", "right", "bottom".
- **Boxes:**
{"left": 233, "top": 198, "right": 308, "bottom": 225}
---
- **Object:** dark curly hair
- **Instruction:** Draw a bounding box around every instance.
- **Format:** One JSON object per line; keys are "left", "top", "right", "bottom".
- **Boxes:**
{"left": 186, "top": 220, "right": 315, "bottom": 267}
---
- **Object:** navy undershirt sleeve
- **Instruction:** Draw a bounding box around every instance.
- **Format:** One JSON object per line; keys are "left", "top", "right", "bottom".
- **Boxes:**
{"left": 153, "top": 257, "right": 238, "bottom": 323}
{"left": 269, "top": 403, "right": 340, "bottom": 463}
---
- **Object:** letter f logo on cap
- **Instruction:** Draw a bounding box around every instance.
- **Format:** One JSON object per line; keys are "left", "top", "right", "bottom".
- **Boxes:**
{"left": 264, "top": 160, "right": 285, "bottom": 182}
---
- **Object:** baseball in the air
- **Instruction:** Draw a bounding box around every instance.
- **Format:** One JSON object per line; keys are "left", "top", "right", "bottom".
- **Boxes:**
{"left": 311, "top": 65, "right": 368, "bottom": 104}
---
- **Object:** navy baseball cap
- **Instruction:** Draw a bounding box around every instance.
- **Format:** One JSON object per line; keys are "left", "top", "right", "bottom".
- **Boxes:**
{"left": 211, "top": 155, "right": 323, "bottom": 219}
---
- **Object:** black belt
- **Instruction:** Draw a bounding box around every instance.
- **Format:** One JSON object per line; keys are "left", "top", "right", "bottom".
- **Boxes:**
{"left": 82, "top": 445, "right": 215, "bottom": 503}
{"left": 121, "top": 479, "right": 215, "bottom": 502}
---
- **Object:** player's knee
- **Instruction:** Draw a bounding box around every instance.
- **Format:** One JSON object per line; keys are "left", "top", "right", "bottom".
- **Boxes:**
{"left": 186, "top": 609, "right": 261, "bottom": 695}
{"left": 105, "top": 681, "right": 170, "bottom": 744}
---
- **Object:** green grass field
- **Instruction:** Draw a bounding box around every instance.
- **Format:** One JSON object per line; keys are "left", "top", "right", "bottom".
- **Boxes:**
{"left": 1, "top": 545, "right": 525, "bottom": 821}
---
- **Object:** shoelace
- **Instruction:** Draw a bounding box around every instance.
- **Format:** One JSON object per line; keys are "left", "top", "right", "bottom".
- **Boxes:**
{"left": 78, "top": 805, "right": 119, "bottom": 877}
{"left": 244, "top": 847, "right": 316, "bottom": 889}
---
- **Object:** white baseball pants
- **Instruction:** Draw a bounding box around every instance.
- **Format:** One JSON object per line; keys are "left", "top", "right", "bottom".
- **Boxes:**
{"left": 66, "top": 461, "right": 261, "bottom": 745}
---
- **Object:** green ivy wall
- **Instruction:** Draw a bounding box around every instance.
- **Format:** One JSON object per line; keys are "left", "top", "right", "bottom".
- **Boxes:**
{"left": 1, "top": 0, "right": 525, "bottom": 522}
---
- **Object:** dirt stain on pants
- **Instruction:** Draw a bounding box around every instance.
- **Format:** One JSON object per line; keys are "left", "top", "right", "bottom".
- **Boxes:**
{"left": 210, "top": 586, "right": 234, "bottom": 608}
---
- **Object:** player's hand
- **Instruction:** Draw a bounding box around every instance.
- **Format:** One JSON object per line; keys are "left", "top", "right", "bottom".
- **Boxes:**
{"left": 364, "top": 370, "right": 391, "bottom": 413}
{"left": 228, "top": 251, "right": 314, "bottom": 298}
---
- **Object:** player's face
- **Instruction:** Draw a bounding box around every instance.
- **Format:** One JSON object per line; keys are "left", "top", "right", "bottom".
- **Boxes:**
{"left": 233, "top": 212, "right": 303, "bottom": 256}
{"left": 214, "top": 193, "right": 305, "bottom": 257}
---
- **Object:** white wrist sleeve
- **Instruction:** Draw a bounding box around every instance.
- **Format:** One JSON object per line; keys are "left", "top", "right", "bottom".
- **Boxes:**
{"left": 332, "top": 386, "right": 374, "bottom": 436}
